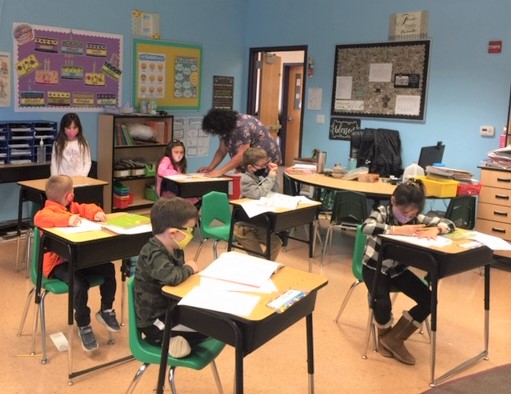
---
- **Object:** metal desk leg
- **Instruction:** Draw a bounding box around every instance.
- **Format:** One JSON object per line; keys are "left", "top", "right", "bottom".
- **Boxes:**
{"left": 156, "top": 301, "right": 174, "bottom": 394}
{"left": 306, "top": 313, "right": 315, "bottom": 394}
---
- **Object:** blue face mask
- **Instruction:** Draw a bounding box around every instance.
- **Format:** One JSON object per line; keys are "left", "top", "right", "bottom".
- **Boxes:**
{"left": 392, "top": 206, "right": 413, "bottom": 224}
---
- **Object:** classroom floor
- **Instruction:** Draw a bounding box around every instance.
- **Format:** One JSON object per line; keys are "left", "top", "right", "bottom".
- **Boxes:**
{"left": 1, "top": 222, "right": 511, "bottom": 394}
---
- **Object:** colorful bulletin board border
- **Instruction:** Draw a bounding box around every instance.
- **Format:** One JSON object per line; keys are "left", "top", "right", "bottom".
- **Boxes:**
{"left": 133, "top": 38, "right": 202, "bottom": 111}
{"left": 13, "top": 22, "right": 123, "bottom": 112}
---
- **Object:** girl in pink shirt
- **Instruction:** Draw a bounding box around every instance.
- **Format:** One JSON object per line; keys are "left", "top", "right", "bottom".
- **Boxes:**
{"left": 157, "top": 140, "right": 200, "bottom": 206}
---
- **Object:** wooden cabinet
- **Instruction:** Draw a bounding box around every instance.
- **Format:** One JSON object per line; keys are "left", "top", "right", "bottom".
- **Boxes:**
{"left": 97, "top": 114, "right": 173, "bottom": 213}
{"left": 476, "top": 167, "right": 511, "bottom": 257}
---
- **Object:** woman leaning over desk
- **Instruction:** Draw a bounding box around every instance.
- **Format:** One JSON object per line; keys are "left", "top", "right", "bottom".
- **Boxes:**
{"left": 198, "top": 109, "right": 281, "bottom": 178}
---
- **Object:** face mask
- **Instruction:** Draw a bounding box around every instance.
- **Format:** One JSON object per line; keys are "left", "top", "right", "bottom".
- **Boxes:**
{"left": 172, "top": 154, "right": 183, "bottom": 162}
{"left": 65, "top": 129, "right": 79, "bottom": 140}
{"left": 392, "top": 206, "right": 412, "bottom": 224}
{"left": 253, "top": 168, "right": 268, "bottom": 177}
{"left": 175, "top": 228, "right": 194, "bottom": 249}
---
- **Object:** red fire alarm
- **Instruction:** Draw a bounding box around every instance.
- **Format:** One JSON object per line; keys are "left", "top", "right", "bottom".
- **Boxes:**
{"left": 488, "top": 40, "right": 502, "bottom": 54}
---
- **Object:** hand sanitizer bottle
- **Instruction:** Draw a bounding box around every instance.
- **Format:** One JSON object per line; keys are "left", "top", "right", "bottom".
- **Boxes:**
{"left": 37, "top": 139, "right": 45, "bottom": 163}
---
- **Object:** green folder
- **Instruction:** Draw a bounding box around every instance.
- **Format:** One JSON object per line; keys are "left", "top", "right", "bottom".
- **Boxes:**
{"left": 106, "top": 214, "right": 150, "bottom": 229}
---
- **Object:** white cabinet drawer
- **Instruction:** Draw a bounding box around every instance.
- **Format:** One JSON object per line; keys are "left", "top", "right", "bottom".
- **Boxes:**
{"left": 481, "top": 169, "right": 511, "bottom": 190}
{"left": 476, "top": 218, "right": 511, "bottom": 241}
{"left": 477, "top": 202, "right": 511, "bottom": 222}
{"left": 479, "top": 186, "right": 511, "bottom": 207}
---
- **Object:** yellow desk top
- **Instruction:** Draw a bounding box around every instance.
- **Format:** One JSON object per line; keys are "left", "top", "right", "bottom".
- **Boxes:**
{"left": 162, "top": 265, "right": 328, "bottom": 321}
{"left": 286, "top": 172, "right": 396, "bottom": 196}
{"left": 18, "top": 176, "right": 108, "bottom": 191}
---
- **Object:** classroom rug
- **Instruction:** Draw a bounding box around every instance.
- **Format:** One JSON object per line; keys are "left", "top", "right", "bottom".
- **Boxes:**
{"left": 421, "top": 363, "right": 511, "bottom": 394}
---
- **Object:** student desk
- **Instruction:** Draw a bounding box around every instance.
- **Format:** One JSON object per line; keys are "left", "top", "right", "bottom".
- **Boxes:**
{"left": 228, "top": 198, "right": 322, "bottom": 270}
{"left": 161, "top": 174, "right": 231, "bottom": 198}
{"left": 157, "top": 266, "right": 328, "bottom": 394}
{"left": 370, "top": 235, "right": 493, "bottom": 386}
{"left": 35, "top": 217, "right": 151, "bottom": 384}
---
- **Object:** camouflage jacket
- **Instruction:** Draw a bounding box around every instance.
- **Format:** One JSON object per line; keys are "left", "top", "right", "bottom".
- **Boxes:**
{"left": 133, "top": 236, "right": 194, "bottom": 328}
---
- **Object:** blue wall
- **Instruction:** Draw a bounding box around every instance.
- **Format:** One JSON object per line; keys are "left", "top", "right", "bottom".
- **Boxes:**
{"left": 1, "top": 0, "right": 511, "bottom": 222}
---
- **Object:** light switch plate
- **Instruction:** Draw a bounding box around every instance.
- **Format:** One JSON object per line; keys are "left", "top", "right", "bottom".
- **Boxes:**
{"left": 316, "top": 114, "right": 325, "bottom": 124}
{"left": 480, "top": 125, "right": 495, "bottom": 137}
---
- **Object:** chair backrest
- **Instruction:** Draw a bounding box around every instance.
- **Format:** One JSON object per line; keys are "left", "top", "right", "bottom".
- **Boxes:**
{"left": 351, "top": 225, "right": 367, "bottom": 281}
{"left": 283, "top": 174, "right": 299, "bottom": 196}
{"left": 331, "top": 191, "right": 369, "bottom": 226}
{"left": 200, "top": 191, "right": 231, "bottom": 231}
{"left": 444, "top": 195, "right": 476, "bottom": 230}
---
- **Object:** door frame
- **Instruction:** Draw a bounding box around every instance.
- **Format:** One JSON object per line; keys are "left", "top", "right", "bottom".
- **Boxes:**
{"left": 247, "top": 45, "right": 307, "bottom": 159}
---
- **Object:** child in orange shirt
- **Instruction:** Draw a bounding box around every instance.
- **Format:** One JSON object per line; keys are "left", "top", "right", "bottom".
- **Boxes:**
{"left": 34, "top": 175, "right": 119, "bottom": 352}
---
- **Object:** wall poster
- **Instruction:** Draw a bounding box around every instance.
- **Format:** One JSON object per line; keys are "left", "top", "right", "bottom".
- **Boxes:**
{"left": 13, "top": 22, "right": 122, "bottom": 112}
{"left": 331, "top": 40, "right": 430, "bottom": 121}
{"left": 0, "top": 52, "right": 11, "bottom": 107}
{"left": 133, "top": 38, "right": 202, "bottom": 111}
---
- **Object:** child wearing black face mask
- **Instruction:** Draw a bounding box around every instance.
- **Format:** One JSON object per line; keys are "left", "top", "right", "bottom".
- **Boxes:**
{"left": 361, "top": 179, "right": 455, "bottom": 366}
{"left": 233, "top": 147, "right": 282, "bottom": 261}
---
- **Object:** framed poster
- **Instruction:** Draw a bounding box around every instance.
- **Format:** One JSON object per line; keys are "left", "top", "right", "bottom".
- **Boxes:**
{"left": 329, "top": 117, "right": 361, "bottom": 141}
{"left": 212, "top": 75, "right": 234, "bottom": 110}
{"left": 13, "top": 23, "right": 122, "bottom": 112}
{"left": 133, "top": 38, "right": 201, "bottom": 111}
{"left": 331, "top": 40, "right": 430, "bottom": 121}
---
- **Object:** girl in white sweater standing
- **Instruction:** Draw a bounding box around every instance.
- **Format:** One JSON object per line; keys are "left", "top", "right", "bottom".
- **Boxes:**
{"left": 51, "top": 112, "right": 91, "bottom": 176}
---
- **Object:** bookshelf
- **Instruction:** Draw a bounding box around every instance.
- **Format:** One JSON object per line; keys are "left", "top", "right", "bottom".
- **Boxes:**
{"left": 97, "top": 113, "right": 173, "bottom": 213}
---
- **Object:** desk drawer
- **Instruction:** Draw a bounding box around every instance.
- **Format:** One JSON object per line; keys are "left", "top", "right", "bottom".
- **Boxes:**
{"left": 481, "top": 170, "right": 511, "bottom": 190}
{"left": 479, "top": 186, "right": 511, "bottom": 207}
{"left": 477, "top": 202, "right": 511, "bottom": 222}
{"left": 476, "top": 218, "right": 511, "bottom": 241}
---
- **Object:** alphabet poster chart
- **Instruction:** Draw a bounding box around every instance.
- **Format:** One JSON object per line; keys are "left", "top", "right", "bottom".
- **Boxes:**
{"left": 13, "top": 22, "right": 122, "bottom": 112}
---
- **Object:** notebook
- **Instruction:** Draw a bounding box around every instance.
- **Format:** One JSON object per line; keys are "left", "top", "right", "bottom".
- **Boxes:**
{"left": 105, "top": 214, "right": 150, "bottom": 229}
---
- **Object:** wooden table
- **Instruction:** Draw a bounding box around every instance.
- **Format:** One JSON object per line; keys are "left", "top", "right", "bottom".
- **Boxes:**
{"left": 370, "top": 234, "right": 493, "bottom": 386}
{"left": 157, "top": 265, "right": 328, "bottom": 394}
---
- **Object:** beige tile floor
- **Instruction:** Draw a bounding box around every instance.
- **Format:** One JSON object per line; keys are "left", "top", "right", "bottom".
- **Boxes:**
{"left": 1, "top": 223, "right": 510, "bottom": 394}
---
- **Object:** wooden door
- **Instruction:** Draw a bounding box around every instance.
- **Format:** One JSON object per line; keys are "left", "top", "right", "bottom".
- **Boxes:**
{"left": 284, "top": 66, "right": 303, "bottom": 166}
{"left": 258, "top": 54, "right": 281, "bottom": 140}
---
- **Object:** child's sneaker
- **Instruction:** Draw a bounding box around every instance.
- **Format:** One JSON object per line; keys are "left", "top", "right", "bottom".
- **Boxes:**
{"left": 77, "top": 325, "right": 98, "bottom": 352}
{"left": 96, "top": 309, "right": 121, "bottom": 332}
{"left": 168, "top": 335, "right": 191, "bottom": 358}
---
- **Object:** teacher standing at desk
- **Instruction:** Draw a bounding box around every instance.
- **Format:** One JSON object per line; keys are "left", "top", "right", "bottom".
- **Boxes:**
{"left": 198, "top": 109, "right": 281, "bottom": 177}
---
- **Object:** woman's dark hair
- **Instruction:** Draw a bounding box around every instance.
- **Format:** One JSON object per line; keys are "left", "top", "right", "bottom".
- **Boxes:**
{"left": 150, "top": 196, "right": 198, "bottom": 234}
{"left": 201, "top": 109, "right": 238, "bottom": 136}
{"left": 392, "top": 178, "right": 426, "bottom": 213}
{"left": 54, "top": 113, "right": 89, "bottom": 165}
{"left": 161, "top": 140, "right": 187, "bottom": 173}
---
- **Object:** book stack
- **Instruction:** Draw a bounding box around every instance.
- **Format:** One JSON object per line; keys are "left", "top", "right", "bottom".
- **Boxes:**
{"left": 115, "top": 124, "right": 135, "bottom": 146}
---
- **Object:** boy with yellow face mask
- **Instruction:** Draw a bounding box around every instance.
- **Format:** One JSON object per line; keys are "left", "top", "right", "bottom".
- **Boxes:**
{"left": 134, "top": 196, "right": 207, "bottom": 358}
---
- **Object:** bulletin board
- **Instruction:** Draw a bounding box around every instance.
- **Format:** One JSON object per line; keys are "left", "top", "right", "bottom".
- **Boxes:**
{"left": 331, "top": 40, "right": 430, "bottom": 121}
{"left": 133, "top": 38, "right": 201, "bottom": 111}
{"left": 13, "top": 22, "right": 122, "bottom": 112}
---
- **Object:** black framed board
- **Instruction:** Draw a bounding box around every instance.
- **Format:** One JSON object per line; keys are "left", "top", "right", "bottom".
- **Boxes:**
{"left": 329, "top": 117, "right": 360, "bottom": 141}
{"left": 331, "top": 40, "right": 430, "bottom": 121}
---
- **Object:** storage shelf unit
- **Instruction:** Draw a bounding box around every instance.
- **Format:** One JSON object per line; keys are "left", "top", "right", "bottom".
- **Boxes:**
{"left": 97, "top": 114, "right": 173, "bottom": 213}
{"left": 476, "top": 167, "right": 511, "bottom": 259}
{"left": 0, "top": 120, "right": 57, "bottom": 165}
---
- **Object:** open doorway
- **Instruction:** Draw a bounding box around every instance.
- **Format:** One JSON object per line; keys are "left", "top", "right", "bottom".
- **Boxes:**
{"left": 247, "top": 46, "right": 307, "bottom": 166}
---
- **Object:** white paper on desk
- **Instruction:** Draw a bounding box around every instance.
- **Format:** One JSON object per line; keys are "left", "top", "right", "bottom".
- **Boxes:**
{"left": 470, "top": 232, "right": 511, "bottom": 251}
{"left": 240, "top": 192, "right": 314, "bottom": 218}
{"left": 164, "top": 173, "right": 227, "bottom": 181}
{"left": 102, "top": 223, "right": 152, "bottom": 235}
{"left": 200, "top": 251, "right": 282, "bottom": 288}
{"left": 199, "top": 276, "right": 277, "bottom": 294}
{"left": 384, "top": 234, "right": 452, "bottom": 248}
{"left": 178, "top": 286, "right": 261, "bottom": 317}
{"left": 54, "top": 219, "right": 102, "bottom": 234}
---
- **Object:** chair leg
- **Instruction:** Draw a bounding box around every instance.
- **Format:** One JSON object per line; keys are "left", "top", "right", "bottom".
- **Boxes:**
{"left": 17, "top": 287, "right": 36, "bottom": 336}
{"left": 320, "top": 227, "right": 333, "bottom": 266}
{"left": 25, "top": 228, "right": 33, "bottom": 277}
{"left": 362, "top": 308, "right": 376, "bottom": 359}
{"left": 334, "top": 280, "right": 362, "bottom": 322}
{"left": 39, "top": 291, "right": 49, "bottom": 364}
{"left": 212, "top": 240, "right": 220, "bottom": 260}
{"left": 126, "top": 363, "right": 150, "bottom": 394}
{"left": 210, "top": 360, "right": 224, "bottom": 394}
{"left": 194, "top": 238, "right": 209, "bottom": 261}
{"left": 168, "top": 366, "right": 178, "bottom": 394}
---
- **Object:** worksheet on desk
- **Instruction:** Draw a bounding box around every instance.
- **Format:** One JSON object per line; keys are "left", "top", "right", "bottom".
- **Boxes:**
{"left": 383, "top": 234, "right": 452, "bottom": 248}
{"left": 53, "top": 219, "right": 102, "bottom": 234}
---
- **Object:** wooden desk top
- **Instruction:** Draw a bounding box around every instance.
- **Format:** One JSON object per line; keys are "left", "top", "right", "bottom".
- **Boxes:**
{"left": 287, "top": 172, "right": 396, "bottom": 197}
{"left": 18, "top": 176, "right": 108, "bottom": 191}
{"left": 163, "top": 174, "right": 232, "bottom": 183}
{"left": 380, "top": 232, "right": 486, "bottom": 254}
{"left": 162, "top": 265, "right": 328, "bottom": 322}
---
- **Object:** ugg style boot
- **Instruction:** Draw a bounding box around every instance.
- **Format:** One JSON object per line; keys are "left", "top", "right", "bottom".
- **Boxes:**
{"left": 379, "top": 311, "right": 420, "bottom": 365}
{"left": 377, "top": 327, "right": 393, "bottom": 358}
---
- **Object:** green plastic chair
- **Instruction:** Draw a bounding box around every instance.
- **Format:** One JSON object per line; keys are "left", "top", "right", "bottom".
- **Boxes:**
{"left": 321, "top": 191, "right": 368, "bottom": 265}
{"left": 333, "top": 226, "right": 430, "bottom": 358}
{"left": 17, "top": 227, "right": 106, "bottom": 364}
{"left": 126, "top": 277, "right": 225, "bottom": 394}
{"left": 193, "top": 191, "right": 232, "bottom": 261}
